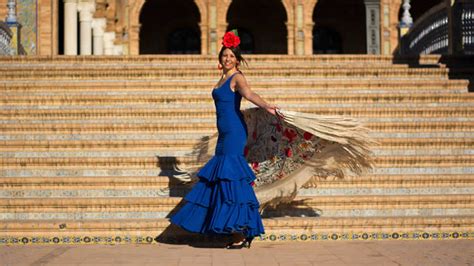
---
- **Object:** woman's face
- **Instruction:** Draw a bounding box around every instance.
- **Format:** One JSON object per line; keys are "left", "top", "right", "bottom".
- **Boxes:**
{"left": 220, "top": 48, "right": 239, "bottom": 71}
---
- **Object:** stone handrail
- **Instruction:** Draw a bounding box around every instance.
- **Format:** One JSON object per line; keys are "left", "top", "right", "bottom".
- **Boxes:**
{"left": 401, "top": 3, "right": 448, "bottom": 55}
{"left": 0, "top": 21, "right": 12, "bottom": 55}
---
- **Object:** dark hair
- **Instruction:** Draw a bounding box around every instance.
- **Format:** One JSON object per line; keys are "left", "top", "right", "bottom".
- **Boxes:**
{"left": 218, "top": 46, "right": 247, "bottom": 67}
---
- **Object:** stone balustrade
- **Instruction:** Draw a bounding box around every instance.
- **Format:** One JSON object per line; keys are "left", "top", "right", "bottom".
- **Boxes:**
{"left": 0, "top": 21, "right": 12, "bottom": 55}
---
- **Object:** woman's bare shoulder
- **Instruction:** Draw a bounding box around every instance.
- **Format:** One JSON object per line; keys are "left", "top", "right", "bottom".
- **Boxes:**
{"left": 233, "top": 72, "right": 247, "bottom": 83}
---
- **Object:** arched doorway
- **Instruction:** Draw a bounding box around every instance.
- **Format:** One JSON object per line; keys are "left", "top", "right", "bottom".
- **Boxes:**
{"left": 312, "top": 0, "right": 366, "bottom": 54}
{"left": 313, "top": 27, "right": 342, "bottom": 54}
{"left": 226, "top": 0, "right": 287, "bottom": 54}
{"left": 139, "top": 0, "right": 201, "bottom": 54}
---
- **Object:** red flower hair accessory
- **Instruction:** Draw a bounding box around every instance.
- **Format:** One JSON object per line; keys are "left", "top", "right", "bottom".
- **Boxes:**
{"left": 222, "top": 30, "right": 240, "bottom": 48}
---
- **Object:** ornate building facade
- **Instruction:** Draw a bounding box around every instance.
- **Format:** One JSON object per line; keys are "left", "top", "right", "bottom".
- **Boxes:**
{"left": 0, "top": 0, "right": 445, "bottom": 56}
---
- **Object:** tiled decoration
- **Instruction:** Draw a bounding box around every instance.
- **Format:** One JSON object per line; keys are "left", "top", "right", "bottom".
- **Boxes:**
{"left": 17, "top": 0, "right": 37, "bottom": 55}
{"left": 1, "top": 231, "right": 472, "bottom": 245}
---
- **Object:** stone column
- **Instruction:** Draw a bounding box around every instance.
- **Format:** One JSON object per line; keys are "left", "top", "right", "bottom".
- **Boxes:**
{"left": 209, "top": 3, "right": 218, "bottom": 55}
{"left": 64, "top": 0, "right": 78, "bottom": 55}
{"left": 77, "top": 2, "right": 95, "bottom": 55}
{"left": 103, "top": 31, "right": 116, "bottom": 55}
{"left": 304, "top": 23, "right": 314, "bottom": 55}
{"left": 386, "top": 0, "right": 402, "bottom": 55}
{"left": 200, "top": 23, "right": 208, "bottom": 55}
{"left": 128, "top": 24, "right": 140, "bottom": 55}
{"left": 364, "top": 0, "right": 381, "bottom": 54}
{"left": 92, "top": 18, "right": 106, "bottom": 55}
{"left": 114, "top": 45, "right": 123, "bottom": 55}
{"left": 295, "top": 3, "right": 305, "bottom": 55}
{"left": 287, "top": 22, "right": 295, "bottom": 55}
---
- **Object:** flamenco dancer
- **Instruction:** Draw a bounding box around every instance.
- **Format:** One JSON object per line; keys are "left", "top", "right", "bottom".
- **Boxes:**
{"left": 170, "top": 30, "right": 277, "bottom": 249}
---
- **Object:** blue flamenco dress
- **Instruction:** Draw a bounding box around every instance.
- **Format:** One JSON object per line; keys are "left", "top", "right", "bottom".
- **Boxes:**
{"left": 170, "top": 73, "right": 265, "bottom": 238}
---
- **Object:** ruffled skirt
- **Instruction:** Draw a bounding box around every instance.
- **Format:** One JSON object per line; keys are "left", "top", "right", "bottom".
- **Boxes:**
{"left": 170, "top": 155, "right": 265, "bottom": 237}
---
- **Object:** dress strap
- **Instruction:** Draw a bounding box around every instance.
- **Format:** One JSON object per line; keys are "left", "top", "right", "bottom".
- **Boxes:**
{"left": 226, "top": 71, "right": 242, "bottom": 92}
{"left": 226, "top": 71, "right": 240, "bottom": 83}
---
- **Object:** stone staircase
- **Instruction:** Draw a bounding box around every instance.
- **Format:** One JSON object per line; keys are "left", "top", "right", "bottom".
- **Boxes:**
{"left": 0, "top": 55, "right": 473, "bottom": 245}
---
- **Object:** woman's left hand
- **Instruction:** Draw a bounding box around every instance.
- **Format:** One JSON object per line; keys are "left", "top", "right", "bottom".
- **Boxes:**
{"left": 265, "top": 104, "right": 279, "bottom": 116}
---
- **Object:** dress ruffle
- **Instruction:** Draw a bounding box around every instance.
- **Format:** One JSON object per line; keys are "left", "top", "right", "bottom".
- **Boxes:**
{"left": 197, "top": 154, "right": 256, "bottom": 183}
{"left": 170, "top": 155, "right": 264, "bottom": 237}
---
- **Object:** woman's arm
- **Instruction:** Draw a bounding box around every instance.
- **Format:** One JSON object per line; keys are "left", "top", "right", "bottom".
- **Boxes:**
{"left": 233, "top": 73, "right": 277, "bottom": 115}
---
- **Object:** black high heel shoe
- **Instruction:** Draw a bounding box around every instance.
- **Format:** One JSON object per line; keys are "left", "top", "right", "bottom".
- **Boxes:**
{"left": 225, "top": 242, "right": 234, "bottom": 249}
{"left": 241, "top": 237, "right": 253, "bottom": 249}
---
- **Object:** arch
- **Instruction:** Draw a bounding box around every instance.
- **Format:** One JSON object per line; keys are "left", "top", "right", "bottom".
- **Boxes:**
{"left": 312, "top": 0, "right": 366, "bottom": 54}
{"left": 167, "top": 28, "right": 201, "bottom": 54}
{"left": 139, "top": 0, "right": 201, "bottom": 54}
{"left": 235, "top": 28, "right": 255, "bottom": 54}
{"left": 313, "top": 27, "right": 342, "bottom": 54}
{"left": 129, "top": 0, "right": 206, "bottom": 55}
{"left": 226, "top": 0, "right": 288, "bottom": 54}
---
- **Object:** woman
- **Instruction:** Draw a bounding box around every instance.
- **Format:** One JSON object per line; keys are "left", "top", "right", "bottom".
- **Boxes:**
{"left": 170, "top": 30, "right": 277, "bottom": 248}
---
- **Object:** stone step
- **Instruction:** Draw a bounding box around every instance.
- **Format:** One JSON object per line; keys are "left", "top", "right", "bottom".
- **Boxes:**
{"left": 0, "top": 64, "right": 416, "bottom": 71}
{"left": 2, "top": 87, "right": 469, "bottom": 98}
{"left": 0, "top": 155, "right": 472, "bottom": 169}
{"left": 0, "top": 195, "right": 472, "bottom": 220}
{"left": 1, "top": 216, "right": 471, "bottom": 244}
{"left": 3, "top": 89, "right": 468, "bottom": 98}
{"left": 0, "top": 121, "right": 472, "bottom": 133}
{"left": 0, "top": 138, "right": 471, "bottom": 150}
{"left": 1, "top": 147, "right": 472, "bottom": 158}
{"left": 0, "top": 54, "right": 445, "bottom": 65}
{"left": 0, "top": 68, "right": 450, "bottom": 80}
{"left": 1, "top": 175, "right": 472, "bottom": 190}
{"left": 2, "top": 132, "right": 473, "bottom": 142}
{"left": 0, "top": 183, "right": 472, "bottom": 199}
{"left": 2, "top": 166, "right": 472, "bottom": 177}
{"left": 1, "top": 107, "right": 472, "bottom": 119}
{"left": 1, "top": 174, "right": 471, "bottom": 187}
{"left": 0, "top": 59, "right": 412, "bottom": 67}
{"left": 2, "top": 113, "right": 473, "bottom": 125}
{"left": 2, "top": 79, "right": 467, "bottom": 92}
{"left": 3, "top": 102, "right": 472, "bottom": 111}
{"left": 3, "top": 93, "right": 471, "bottom": 105}
{"left": 0, "top": 194, "right": 471, "bottom": 208}
{"left": 5, "top": 117, "right": 471, "bottom": 124}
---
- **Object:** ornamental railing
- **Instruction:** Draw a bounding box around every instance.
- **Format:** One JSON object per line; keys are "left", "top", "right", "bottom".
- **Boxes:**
{"left": 401, "top": 3, "right": 448, "bottom": 55}
{"left": 461, "top": 1, "right": 474, "bottom": 54}
{"left": 0, "top": 21, "right": 12, "bottom": 55}
{"left": 401, "top": 0, "right": 474, "bottom": 55}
